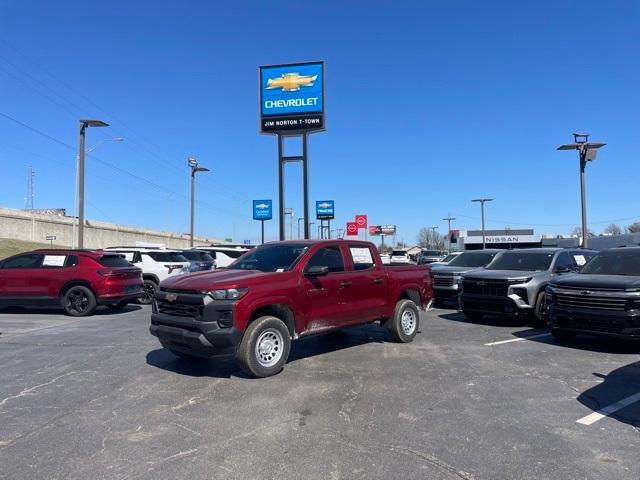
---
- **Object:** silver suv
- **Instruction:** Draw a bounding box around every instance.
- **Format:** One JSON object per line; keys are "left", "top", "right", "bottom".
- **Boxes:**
{"left": 459, "top": 248, "right": 597, "bottom": 325}
{"left": 430, "top": 249, "right": 502, "bottom": 306}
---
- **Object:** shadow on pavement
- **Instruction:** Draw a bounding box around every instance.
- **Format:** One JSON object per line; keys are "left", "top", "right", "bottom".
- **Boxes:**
{"left": 438, "top": 311, "right": 529, "bottom": 328}
{"left": 577, "top": 361, "right": 640, "bottom": 427}
{"left": 0, "top": 304, "right": 144, "bottom": 316}
{"left": 524, "top": 332, "right": 640, "bottom": 355}
{"left": 146, "top": 324, "right": 388, "bottom": 379}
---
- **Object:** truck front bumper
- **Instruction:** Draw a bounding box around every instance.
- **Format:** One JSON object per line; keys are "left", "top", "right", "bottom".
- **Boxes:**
{"left": 548, "top": 306, "right": 640, "bottom": 339}
{"left": 150, "top": 291, "right": 243, "bottom": 358}
{"left": 460, "top": 293, "right": 532, "bottom": 316}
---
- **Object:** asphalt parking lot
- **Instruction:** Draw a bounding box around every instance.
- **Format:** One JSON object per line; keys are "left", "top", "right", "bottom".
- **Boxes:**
{"left": 0, "top": 306, "right": 638, "bottom": 480}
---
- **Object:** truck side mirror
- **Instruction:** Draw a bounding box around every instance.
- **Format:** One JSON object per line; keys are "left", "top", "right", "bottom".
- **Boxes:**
{"left": 305, "top": 265, "right": 329, "bottom": 277}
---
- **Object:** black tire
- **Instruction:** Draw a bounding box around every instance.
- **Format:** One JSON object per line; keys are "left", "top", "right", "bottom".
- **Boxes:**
{"left": 463, "top": 310, "right": 484, "bottom": 322}
{"left": 551, "top": 329, "right": 576, "bottom": 341}
{"left": 107, "top": 300, "right": 128, "bottom": 311}
{"left": 387, "top": 299, "right": 420, "bottom": 343}
{"left": 236, "top": 316, "right": 291, "bottom": 378}
{"left": 138, "top": 278, "right": 158, "bottom": 305}
{"left": 529, "top": 292, "right": 546, "bottom": 327}
{"left": 62, "top": 285, "right": 97, "bottom": 317}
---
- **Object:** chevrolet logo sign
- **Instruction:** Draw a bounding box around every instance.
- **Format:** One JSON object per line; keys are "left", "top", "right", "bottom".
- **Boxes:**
{"left": 165, "top": 293, "right": 178, "bottom": 302}
{"left": 256, "top": 204, "right": 268, "bottom": 209}
{"left": 266, "top": 73, "right": 317, "bottom": 92}
{"left": 318, "top": 202, "right": 332, "bottom": 208}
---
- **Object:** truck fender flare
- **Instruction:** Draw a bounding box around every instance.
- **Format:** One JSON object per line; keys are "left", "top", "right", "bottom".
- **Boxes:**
{"left": 246, "top": 299, "right": 298, "bottom": 339}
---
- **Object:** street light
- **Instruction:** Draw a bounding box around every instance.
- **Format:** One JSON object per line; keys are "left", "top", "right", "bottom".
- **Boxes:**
{"left": 443, "top": 215, "right": 456, "bottom": 253}
{"left": 557, "top": 133, "right": 606, "bottom": 248}
{"left": 72, "top": 137, "right": 124, "bottom": 248}
{"left": 283, "top": 208, "right": 293, "bottom": 240}
{"left": 308, "top": 222, "right": 316, "bottom": 239}
{"left": 77, "top": 119, "right": 109, "bottom": 248}
{"left": 297, "top": 217, "right": 304, "bottom": 240}
{"left": 188, "top": 157, "right": 209, "bottom": 247}
{"left": 471, "top": 198, "right": 493, "bottom": 249}
{"left": 428, "top": 226, "right": 438, "bottom": 250}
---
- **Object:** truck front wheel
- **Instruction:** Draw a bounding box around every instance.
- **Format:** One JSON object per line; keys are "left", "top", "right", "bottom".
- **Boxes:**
{"left": 388, "top": 299, "right": 419, "bottom": 343}
{"left": 236, "top": 316, "right": 291, "bottom": 378}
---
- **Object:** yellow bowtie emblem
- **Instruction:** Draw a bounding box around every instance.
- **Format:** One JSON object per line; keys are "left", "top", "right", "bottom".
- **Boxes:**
{"left": 266, "top": 73, "right": 318, "bottom": 92}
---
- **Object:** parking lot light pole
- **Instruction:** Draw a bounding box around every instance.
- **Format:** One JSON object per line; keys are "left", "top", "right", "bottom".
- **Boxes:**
{"left": 471, "top": 198, "right": 493, "bottom": 249}
{"left": 284, "top": 208, "right": 293, "bottom": 240}
{"left": 77, "top": 119, "right": 109, "bottom": 249}
{"left": 443, "top": 215, "right": 456, "bottom": 252}
{"left": 557, "top": 133, "right": 606, "bottom": 249}
{"left": 428, "top": 226, "right": 438, "bottom": 250}
{"left": 308, "top": 221, "right": 316, "bottom": 239}
{"left": 297, "top": 217, "right": 304, "bottom": 239}
{"left": 188, "top": 157, "right": 209, "bottom": 247}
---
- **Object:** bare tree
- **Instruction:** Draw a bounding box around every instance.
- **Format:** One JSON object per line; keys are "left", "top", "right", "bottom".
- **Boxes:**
{"left": 417, "top": 228, "right": 446, "bottom": 250}
{"left": 569, "top": 226, "right": 593, "bottom": 238}
{"left": 627, "top": 222, "right": 640, "bottom": 233}
{"left": 603, "top": 223, "right": 622, "bottom": 236}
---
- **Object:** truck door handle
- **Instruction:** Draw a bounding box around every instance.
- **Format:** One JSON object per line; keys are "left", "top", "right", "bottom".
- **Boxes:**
{"left": 340, "top": 281, "right": 352, "bottom": 288}
{"left": 374, "top": 278, "right": 384, "bottom": 284}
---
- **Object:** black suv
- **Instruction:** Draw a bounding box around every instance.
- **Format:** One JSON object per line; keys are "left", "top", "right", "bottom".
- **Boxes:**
{"left": 545, "top": 247, "right": 640, "bottom": 340}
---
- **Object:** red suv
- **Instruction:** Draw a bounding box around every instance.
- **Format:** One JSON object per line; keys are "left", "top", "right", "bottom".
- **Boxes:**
{"left": 0, "top": 249, "right": 143, "bottom": 316}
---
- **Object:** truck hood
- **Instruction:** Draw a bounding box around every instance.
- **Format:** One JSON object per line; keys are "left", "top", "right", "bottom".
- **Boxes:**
{"left": 431, "top": 265, "right": 486, "bottom": 275}
{"left": 553, "top": 274, "right": 640, "bottom": 291}
{"left": 463, "top": 269, "right": 540, "bottom": 281}
{"left": 160, "top": 269, "right": 285, "bottom": 291}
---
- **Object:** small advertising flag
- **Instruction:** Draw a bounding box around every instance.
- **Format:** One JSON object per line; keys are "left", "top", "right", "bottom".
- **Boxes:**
{"left": 346, "top": 222, "right": 358, "bottom": 236}
{"left": 369, "top": 225, "right": 381, "bottom": 236}
{"left": 355, "top": 214, "right": 368, "bottom": 229}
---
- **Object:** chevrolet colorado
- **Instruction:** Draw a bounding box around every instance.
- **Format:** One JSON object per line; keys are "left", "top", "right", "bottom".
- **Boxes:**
{"left": 150, "top": 240, "right": 433, "bottom": 377}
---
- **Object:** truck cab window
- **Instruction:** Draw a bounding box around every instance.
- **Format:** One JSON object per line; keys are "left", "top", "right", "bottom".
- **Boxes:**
{"left": 306, "top": 246, "right": 345, "bottom": 273}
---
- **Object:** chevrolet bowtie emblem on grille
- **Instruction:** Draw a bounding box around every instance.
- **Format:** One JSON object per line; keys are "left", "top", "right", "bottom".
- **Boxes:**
{"left": 256, "top": 203, "right": 268, "bottom": 209}
{"left": 266, "top": 73, "right": 318, "bottom": 92}
{"left": 165, "top": 293, "right": 178, "bottom": 302}
{"left": 318, "top": 202, "right": 332, "bottom": 208}
{"left": 580, "top": 290, "right": 591, "bottom": 296}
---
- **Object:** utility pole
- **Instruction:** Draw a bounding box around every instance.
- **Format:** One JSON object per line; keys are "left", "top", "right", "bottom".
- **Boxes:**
{"left": 558, "top": 133, "right": 606, "bottom": 248}
{"left": 443, "top": 215, "right": 456, "bottom": 252}
{"left": 25, "top": 166, "right": 35, "bottom": 210}
{"left": 297, "top": 217, "right": 304, "bottom": 240}
{"left": 428, "top": 226, "right": 438, "bottom": 250}
{"left": 471, "top": 198, "right": 493, "bottom": 249}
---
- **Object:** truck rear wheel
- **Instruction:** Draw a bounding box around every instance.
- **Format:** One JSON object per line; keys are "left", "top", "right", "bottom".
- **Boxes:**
{"left": 529, "top": 292, "right": 547, "bottom": 327}
{"left": 388, "top": 299, "right": 419, "bottom": 343}
{"left": 236, "top": 316, "right": 291, "bottom": 378}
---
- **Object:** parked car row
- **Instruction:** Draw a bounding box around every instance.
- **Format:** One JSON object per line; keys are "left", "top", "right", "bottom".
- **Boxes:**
{"left": 432, "top": 246, "right": 640, "bottom": 341}
{"left": 0, "top": 244, "right": 254, "bottom": 316}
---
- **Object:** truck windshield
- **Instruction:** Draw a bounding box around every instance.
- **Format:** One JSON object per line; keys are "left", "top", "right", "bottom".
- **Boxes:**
{"left": 581, "top": 251, "right": 640, "bottom": 276}
{"left": 448, "top": 252, "right": 497, "bottom": 268}
{"left": 229, "top": 244, "right": 309, "bottom": 272}
{"left": 485, "top": 252, "right": 554, "bottom": 271}
{"left": 391, "top": 251, "right": 407, "bottom": 256}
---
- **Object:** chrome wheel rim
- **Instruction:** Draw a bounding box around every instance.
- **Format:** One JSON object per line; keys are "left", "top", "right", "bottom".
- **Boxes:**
{"left": 400, "top": 309, "right": 416, "bottom": 335}
{"left": 255, "top": 328, "right": 284, "bottom": 367}
{"left": 67, "top": 288, "right": 89, "bottom": 314}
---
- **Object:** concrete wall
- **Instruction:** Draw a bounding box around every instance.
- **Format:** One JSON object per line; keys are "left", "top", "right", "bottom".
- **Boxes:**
{"left": 0, "top": 207, "right": 221, "bottom": 249}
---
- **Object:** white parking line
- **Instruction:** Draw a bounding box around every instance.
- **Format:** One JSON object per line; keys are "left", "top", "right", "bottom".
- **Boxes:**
{"left": 576, "top": 392, "right": 640, "bottom": 426}
{"left": 484, "top": 333, "right": 551, "bottom": 346}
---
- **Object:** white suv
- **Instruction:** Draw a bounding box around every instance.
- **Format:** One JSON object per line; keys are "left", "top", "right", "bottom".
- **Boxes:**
{"left": 195, "top": 245, "right": 251, "bottom": 268}
{"left": 103, "top": 247, "right": 190, "bottom": 304}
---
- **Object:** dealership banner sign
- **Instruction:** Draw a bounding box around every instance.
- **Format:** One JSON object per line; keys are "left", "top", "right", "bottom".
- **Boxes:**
{"left": 259, "top": 61, "right": 325, "bottom": 133}
{"left": 253, "top": 200, "right": 273, "bottom": 220}
{"left": 369, "top": 226, "right": 381, "bottom": 236}
{"left": 346, "top": 222, "right": 358, "bottom": 236}
{"left": 355, "top": 214, "right": 368, "bottom": 229}
{"left": 316, "top": 200, "right": 335, "bottom": 220}
{"left": 380, "top": 225, "right": 396, "bottom": 235}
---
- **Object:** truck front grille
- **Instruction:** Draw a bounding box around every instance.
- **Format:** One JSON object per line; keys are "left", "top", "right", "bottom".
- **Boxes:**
{"left": 156, "top": 300, "right": 203, "bottom": 318}
{"left": 463, "top": 279, "right": 509, "bottom": 297}
{"left": 555, "top": 292, "right": 627, "bottom": 311}
{"left": 434, "top": 275, "right": 455, "bottom": 287}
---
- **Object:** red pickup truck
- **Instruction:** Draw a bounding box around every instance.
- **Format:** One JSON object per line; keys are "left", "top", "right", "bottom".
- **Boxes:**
{"left": 150, "top": 240, "right": 432, "bottom": 377}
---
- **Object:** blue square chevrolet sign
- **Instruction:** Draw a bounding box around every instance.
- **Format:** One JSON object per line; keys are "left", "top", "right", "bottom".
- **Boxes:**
{"left": 253, "top": 199, "right": 273, "bottom": 220}
{"left": 316, "top": 200, "right": 335, "bottom": 220}
{"left": 259, "top": 61, "right": 324, "bottom": 133}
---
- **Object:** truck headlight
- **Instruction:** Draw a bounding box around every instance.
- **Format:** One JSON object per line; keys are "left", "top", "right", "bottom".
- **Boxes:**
{"left": 207, "top": 288, "right": 248, "bottom": 300}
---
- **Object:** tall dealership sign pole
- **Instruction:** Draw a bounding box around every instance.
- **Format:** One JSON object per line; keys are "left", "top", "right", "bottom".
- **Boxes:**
{"left": 471, "top": 198, "right": 493, "bottom": 249}
{"left": 260, "top": 61, "right": 325, "bottom": 240}
{"left": 557, "top": 133, "right": 605, "bottom": 249}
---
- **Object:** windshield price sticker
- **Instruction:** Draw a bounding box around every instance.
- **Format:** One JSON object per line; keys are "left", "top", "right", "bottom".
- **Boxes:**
{"left": 350, "top": 248, "right": 373, "bottom": 265}
{"left": 573, "top": 255, "right": 587, "bottom": 266}
{"left": 43, "top": 255, "right": 66, "bottom": 267}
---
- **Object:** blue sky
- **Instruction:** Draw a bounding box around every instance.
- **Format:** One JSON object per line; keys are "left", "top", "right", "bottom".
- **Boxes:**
{"left": 0, "top": 1, "right": 638, "bottom": 245}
